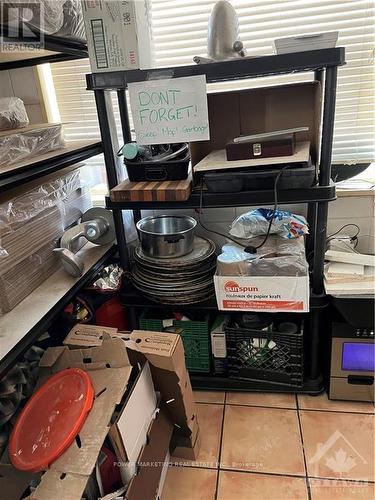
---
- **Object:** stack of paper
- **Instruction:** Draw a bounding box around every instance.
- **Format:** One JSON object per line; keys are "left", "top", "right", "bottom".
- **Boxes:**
{"left": 324, "top": 250, "right": 375, "bottom": 295}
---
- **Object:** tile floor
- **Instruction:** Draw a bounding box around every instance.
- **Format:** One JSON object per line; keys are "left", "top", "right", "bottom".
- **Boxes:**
{"left": 162, "top": 391, "right": 375, "bottom": 500}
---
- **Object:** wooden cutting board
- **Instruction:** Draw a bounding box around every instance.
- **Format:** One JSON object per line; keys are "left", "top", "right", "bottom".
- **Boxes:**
{"left": 110, "top": 174, "right": 192, "bottom": 202}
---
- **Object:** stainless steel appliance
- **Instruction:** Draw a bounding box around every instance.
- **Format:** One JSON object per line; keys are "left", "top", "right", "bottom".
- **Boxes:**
{"left": 136, "top": 215, "right": 197, "bottom": 259}
{"left": 329, "top": 296, "right": 374, "bottom": 402}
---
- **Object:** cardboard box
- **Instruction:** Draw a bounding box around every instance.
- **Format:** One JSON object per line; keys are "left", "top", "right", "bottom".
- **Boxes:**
{"left": 82, "top": 0, "right": 152, "bottom": 73}
{"left": 65, "top": 327, "right": 201, "bottom": 460}
{"left": 63, "top": 324, "right": 128, "bottom": 348}
{"left": 124, "top": 330, "right": 201, "bottom": 460}
{"left": 31, "top": 338, "right": 133, "bottom": 500}
{"left": 214, "top": 275, "right": 310, "bottom": 313}
{"left": 190, "top": 82, "right": 321, "bottom": 170}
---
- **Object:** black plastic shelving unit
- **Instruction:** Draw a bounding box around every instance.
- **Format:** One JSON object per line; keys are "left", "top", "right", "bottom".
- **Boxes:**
{"left": 0, "top": 245, "right": 117, "bottom": 378}
{"left": 0, "top": 32, "right": 113, "bottom": 376}
{"left": 0, "top": 32, "right": 88, "bottom": 70}
{"left": 87, "top": 48, "right": 346, "bottom": 394}
{"left": 0, "top": 140, "right": 102, "bottom": 190}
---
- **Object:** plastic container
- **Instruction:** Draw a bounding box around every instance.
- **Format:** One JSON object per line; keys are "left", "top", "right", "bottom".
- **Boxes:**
{"left": 139, "top": 309, "right": 211, "bottom": 372}
{"left": 125, "top": 151, "right": 190, "bottom": 182}
{"left": 9, "top": 368, "right": 94, "bottom": 472}
{"left": 225, "top": 318, "right": 303, "bottom": 387}
{"left": 203, "top": 164, "right": 316, "bottom": 193}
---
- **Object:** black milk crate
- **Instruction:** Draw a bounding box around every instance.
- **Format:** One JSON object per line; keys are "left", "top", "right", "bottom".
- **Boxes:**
{"left": 225, "top": 323, "right": 304, "bottom": 387}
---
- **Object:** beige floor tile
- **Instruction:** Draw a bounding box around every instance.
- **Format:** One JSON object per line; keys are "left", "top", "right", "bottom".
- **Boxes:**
{"left": 162, "top": 466, "right": 217, "bottom": 500}
{"left": 227, "top": 392, "right": 296, "bottom": 409}
{"left": 172, "top": 403, "right": 224, "bottom": 468}
{"left": 217, "top": 470, "right": 308, "bottom": 500}
{"left": 194, "top": 390, "right": 225, "bottom": 404}
{"left": 300, "top": 410, "right": 375, "bottom": 481}
{"left": 309, "top": 478, "right": 375, "bottom": 500}
{"left": 298, "top": 392, "right": 375, "bottom": 413}
{"left": 220, "top": 405, "right": 305, "bottom": 475}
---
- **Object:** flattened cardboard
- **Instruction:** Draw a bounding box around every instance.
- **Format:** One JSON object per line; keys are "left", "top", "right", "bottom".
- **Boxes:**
{"left": 125, "top": 409, "right": 173, "bottom": 500}
{"left": 117, "top": 362, "right": 157, "bottom": 464}
{"left": 32, "top": 338, "right": 133, "bottom": 500}
{"left": 190, "top": 82, "right": 321, "bottom": 168}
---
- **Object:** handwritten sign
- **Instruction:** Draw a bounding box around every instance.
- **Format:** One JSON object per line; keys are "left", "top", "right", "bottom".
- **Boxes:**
{"left": 128, "top": 75, "right": 210, "bottom": 145}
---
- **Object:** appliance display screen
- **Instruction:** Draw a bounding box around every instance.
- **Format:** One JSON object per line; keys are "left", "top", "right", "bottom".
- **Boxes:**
{"left": 342, "top": 343, "right": 375, "bottom": 372}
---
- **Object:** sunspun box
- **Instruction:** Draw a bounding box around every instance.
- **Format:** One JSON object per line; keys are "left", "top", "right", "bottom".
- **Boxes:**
{"left": 214, "top": 276, "right": 309, "bottom": 313}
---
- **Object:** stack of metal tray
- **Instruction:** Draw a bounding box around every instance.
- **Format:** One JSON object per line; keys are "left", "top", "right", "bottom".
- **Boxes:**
{"left": 131, "top": 237, "right": 217, "bottom": 304}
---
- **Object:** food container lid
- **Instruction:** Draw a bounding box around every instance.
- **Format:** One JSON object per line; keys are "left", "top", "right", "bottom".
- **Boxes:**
{"left": 9, "top": 367, "right": 94, "bottom": 472}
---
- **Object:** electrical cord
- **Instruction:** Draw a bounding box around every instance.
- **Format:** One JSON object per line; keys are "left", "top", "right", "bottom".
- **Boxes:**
{"left": 307, "top": 222, "right": 362, "bottom": 262}
{"left": 197, "top": 165, "right": 291, "bottom": 254}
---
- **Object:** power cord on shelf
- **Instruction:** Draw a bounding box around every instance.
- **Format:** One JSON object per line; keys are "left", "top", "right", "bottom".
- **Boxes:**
{"left": 307, "top": 222, "right": 362, "bottom": 263}
{"left": 197, "top": 165, "right": 291, "bottom": 254}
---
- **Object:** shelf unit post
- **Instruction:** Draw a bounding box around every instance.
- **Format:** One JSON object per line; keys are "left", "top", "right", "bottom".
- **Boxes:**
{"left": 94, "top": 89, "right": 130, "bottom": 270}
{"left": 312, "top": 65, "right": 338, "bottom": 293}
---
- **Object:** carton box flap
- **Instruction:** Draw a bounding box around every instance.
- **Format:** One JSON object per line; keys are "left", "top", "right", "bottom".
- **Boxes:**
{"left": 31, "top": 470, "right": 88, "bottom": 500}
{"left": 41, "top": 338, "right": 131, "bottom": 372}
{"left": 63, "top": 324, "right": 119, "bottom": 348}
{"left": 125, "top": 410, "right": 173, "bottom": 500}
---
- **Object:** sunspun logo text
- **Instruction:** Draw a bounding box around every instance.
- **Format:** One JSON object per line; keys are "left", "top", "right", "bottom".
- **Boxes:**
{"left": 224, "top": 281, "right": 259, "bottom": 293}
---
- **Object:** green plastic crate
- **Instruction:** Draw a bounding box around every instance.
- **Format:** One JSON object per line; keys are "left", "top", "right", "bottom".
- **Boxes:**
{"left": 139, "top": 310, "right": 210, "bottom": 373}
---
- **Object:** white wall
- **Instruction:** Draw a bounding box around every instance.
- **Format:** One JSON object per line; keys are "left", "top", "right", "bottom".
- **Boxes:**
{"left": 0, "top": 67, "right": 45, "bottom": 123}
{"left": 153, "top": 195, "right": 374, "bottom": 255}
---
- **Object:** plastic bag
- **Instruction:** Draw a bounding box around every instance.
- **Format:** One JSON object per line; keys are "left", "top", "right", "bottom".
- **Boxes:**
{"left": 230, "top": 208, "right": 309, "bottom": 239}
{"left": 0, "top": 97, "right": 29, "bottom": 131}
{"left": 217, "top": 236, "right": 308, "bottom": 277}
{"left": 7, "top": 0, "right": 85, "bottom": 40}
{"left": 0, "top": 124, "right": 65, "bottom": 166}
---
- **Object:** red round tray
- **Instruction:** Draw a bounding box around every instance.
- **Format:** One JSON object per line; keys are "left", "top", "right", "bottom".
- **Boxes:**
{"left": 9, "top": 367, "right": 94, "bottom": 472}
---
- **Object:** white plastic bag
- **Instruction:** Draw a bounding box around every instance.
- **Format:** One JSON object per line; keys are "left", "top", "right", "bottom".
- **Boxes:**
{"left": 0, "top": 97, "right": 29, "bottom": 131}
{"left": 230, "top": 208, "right": 309, "bottom": 239}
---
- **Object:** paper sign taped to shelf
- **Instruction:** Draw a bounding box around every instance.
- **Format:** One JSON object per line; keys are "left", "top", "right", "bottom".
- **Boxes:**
{"left": 128, "top": 75, "right": 210, "bottom": 145}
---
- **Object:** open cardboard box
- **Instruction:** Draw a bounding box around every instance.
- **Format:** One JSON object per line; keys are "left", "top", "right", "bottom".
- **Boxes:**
{"left": 64, "top": 325, "right": 201, "bottom": 460}
{"left": 190, "top": 81, "right": 321, "bottom": 176}
{"left": 17, "top": 337, "right": 172, "bottom": 500}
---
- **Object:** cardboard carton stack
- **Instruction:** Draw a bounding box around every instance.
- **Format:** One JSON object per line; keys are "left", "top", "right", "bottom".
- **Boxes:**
{"left": 0, "top": 165, "right": 91, "bottom": 314}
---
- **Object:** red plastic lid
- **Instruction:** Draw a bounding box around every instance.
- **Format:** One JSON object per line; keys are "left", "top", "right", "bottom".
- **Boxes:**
{"left": 9, "top": 367, "right": 94, "bottom": 472}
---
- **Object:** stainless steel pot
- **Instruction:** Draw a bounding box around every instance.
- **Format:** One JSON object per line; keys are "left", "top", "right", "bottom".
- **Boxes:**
{"left": 136, "top": 215, "right": 197, "bottom": 258}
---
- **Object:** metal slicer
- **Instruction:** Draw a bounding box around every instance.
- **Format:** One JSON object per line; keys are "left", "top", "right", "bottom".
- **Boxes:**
{"left": 193, "top": 0, "right": 245, "bottom": 64}
{"left": 54, "top": 207, "right": 116, "bottom": 277}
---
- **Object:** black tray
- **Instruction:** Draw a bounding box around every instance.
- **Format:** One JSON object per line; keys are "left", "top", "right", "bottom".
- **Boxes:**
{"left": 125, "top": 151, "right": 190, "bottom": 182}
{"left": 203, "top": 163, "right": 316, "bottom": 193}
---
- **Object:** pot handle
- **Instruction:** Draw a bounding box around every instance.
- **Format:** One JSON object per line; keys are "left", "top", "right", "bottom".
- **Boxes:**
{"left": 164, "top": 234, "right": 185, "bottom": 243}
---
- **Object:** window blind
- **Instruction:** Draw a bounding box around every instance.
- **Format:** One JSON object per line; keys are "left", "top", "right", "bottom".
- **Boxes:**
{"left": 50, "top": 0, "right": 375, "bottom": 163}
